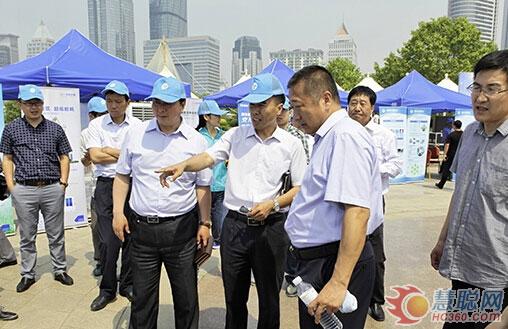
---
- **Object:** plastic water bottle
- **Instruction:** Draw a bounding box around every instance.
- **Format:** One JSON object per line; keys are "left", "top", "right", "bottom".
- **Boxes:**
{"left": 292, "top": 276, "right": 358, "bottom": 329}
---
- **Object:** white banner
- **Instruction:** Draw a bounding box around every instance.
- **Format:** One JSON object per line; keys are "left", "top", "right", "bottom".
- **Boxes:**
{"left": 37, "top": 87, "right": 87, "bottom": 230}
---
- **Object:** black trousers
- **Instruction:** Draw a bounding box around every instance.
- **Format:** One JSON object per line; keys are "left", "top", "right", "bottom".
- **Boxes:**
{"left": 129, "top": 208, "right": 199, "bottom": 329}
{"left": 442, "top": 280, "right": 508, "bottom": 329}
{"left": 369, "top": 223, "right": 386, "bottom": 305}
{"left": 220, "top": 211, "right": 289, "bottom": 329}
{"left": 437, "top": 158, "right": 454, "bottom": 188}
{"left": 295, "top": 240, "right": 375, "bottom": 329}
{"left": 95, "top": 177, "right": 132, "bottom": 298}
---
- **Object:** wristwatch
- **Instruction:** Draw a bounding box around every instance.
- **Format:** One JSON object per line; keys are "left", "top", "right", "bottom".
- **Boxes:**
{"left": 273, "top": 198, "right": 280, "bottom": 212}
{"left": 199, "top": 221, "right": 211, "bottom": 229}
{"left": 59, "top": 181, "right": 68, "bottom": 188}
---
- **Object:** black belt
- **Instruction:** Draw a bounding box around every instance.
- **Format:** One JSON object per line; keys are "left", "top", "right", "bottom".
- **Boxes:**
{"left": 290, "top": 241, "right": 340, "bottom": 260}
{"left": 228, "top": 210, "right": 284, "bottom": 227}
{"left": 132, "top": 210, "right": 193, "bottom": 224}
{"left": 17, "top": 179, "right": 59, "bottom": 187}
{"left": 97, "top": 176, "right": 114, "bottom": 182}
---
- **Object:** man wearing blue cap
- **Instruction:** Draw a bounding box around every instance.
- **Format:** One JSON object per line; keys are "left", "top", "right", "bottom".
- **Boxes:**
{"left": 196, "top": 100, "right": 228, "bottom": 249}
{"left": 113, "top": 77, "right": 212, "bottom": 329}
{"left": 87, "top": 80, "right": 141, "bottom": 311}
{"left": 157, "top": 73, "right": 307, "bottom": 329}
{"left": 0, "top": 84, "right": 74, "bottom": 292}
{"left": 80, "top": 96, "right": 108, "bottom": 277}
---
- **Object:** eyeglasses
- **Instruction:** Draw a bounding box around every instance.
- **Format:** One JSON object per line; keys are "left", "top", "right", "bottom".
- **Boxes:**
{"left": 20, "top": 101, "right": 43, "bottom": 108}
{"left": 467, "top": 83, "right": 508, "bottom": 96}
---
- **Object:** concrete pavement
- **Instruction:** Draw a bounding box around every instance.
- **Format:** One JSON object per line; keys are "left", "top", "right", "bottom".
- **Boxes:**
{"left": 0, "top": 177, "right": 455, "bottom": 328}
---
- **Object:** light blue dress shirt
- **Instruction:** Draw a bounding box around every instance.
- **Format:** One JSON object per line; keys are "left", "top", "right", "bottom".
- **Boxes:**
{"left": 285, "top": 110, "right": 383, "bottom": 248}
{"left": 116, "top": 119, "right": 212, "bottom": 217}
{"left": 198, "top": 127, "right": 227, "bottom": 192}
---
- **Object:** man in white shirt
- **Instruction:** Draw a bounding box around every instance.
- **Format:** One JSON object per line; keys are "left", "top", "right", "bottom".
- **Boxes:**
{"left": 157, "top": 73, "right": 307, "bottom": 329}
{"left": 80, "top": 96, "right": 108, "bottom": 277}
{"left": 87, "top": 80, "right": 142, "bottom": 311}
{"left": 113, "top": 77, "right": 212, "bottom": 329}
{"left": 348, "top": 85, "right": 402, "bottom": 322}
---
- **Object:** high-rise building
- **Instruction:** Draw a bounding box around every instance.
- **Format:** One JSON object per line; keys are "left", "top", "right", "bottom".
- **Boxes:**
{"left": 26, "top": 21, "right": 54, "bottom": 58}
{"left": 0, "top": 34, "right": 19, "bottom": 67}
{"left": 328, "top": 23, "right": 357, "bottom": 65}
{"left": 88, "top": 0, "right": 136, "bottom": 63}
{"left": 448, "top": 0, "right": 498, "bottom": 42}
{"left": 149, "top": 0, "right": 187, "bottom": 39}
{"left": 144, "top": 36, "right": 220, "bottom": 95}
{"left": 269, "top": 48, "right": 324, "bottom": 71}
{"left": 499, "top": 0, "right": 508, "bottom": 48}
{"left": 231, "top": 36, "right": 262, "bottom": 84}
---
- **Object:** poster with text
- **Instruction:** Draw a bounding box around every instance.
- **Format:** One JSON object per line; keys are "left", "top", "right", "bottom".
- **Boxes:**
{"left": 405, "top": 108, "right": 432, "bottom": 183}
{"left": 0, "top": 85, "right": 15, "bottom": 235}
{"left": 379, "top": 106, "right": 407, "bottom": 184}
{"left": 454, "top": 108, "right": 475, "bottom": 130}
{"left": 238, "top": 102, "right": 251, "bottom": 127}
{"left": 183, "top": 98, "right": 201, "bottom": 128}
{"left": 36, "top": 87, "right": 87, "bottom": 231}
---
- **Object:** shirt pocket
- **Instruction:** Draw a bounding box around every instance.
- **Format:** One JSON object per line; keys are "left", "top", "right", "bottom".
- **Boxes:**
{"left": 483, "top": 164, "right": 508, "bottom": 199}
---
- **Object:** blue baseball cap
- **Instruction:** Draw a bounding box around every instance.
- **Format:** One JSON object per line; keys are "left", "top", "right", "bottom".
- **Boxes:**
{"left": 18, "top": 84, "right": 44, "bottom": 101}
{"left": 101, "top": 80, "right": 130, "bottom": 97}
{"left": 282, "top": 98, "right": 291, "bottom": 110}
{"left": 145, "top": 77, "right": 186, "bottom": 103}
{"left": 239, "top": 73, "right": 285, "bottom": 104}
{"left": 198, "top": 100, "right": 227, "bottom": 116}
{"left": 87, "top": 96, "right": 107, "bottom": 113}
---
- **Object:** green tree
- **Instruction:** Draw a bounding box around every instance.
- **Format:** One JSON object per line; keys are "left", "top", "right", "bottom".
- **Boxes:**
{"left": 326, "top": 58, "right": 363, "bottom": 91}
{"left": 3, "top": 101, "right": 20, "bottom": 124}
{"left": 373, "top": 17, "right": 497, "bottom": 87}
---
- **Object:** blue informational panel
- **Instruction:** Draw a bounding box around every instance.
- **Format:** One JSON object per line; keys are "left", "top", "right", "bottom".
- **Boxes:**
{"left": 380, "top": 106, "right": 432, "bottom": 184}
{"left": 237, "top": 102, "right": 251, "bottom": 127}
{"left": 454, "top": 108, "right": 475, "bottom": 130}
{"left": 0, "top": 85, "right": 15, "bottom": 234}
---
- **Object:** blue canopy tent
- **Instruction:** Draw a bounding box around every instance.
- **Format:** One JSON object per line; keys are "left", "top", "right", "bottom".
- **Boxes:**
{"left": 0, "top": 29, "right": 191, "bottom": 102}
{"left": 375, "top": 70, "right": 470, "bottom": 112}
{"left": 205, "top": 59, "right": 295, "bottom": 107}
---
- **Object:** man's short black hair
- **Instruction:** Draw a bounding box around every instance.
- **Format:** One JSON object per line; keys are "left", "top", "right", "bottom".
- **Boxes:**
{"left": 287, "top": 65, "right": 339, "bottom": 103}
{"left": 347, "top": 86, "right": 377, "bottom": 106}
{"left": 104, "top": 90, "right": 129, "bottom": 102}
{"left": 474, "top": 50, "right": 508, "bottom": 83}
{"left": 453, "top": 120, "right": 462, "bottom": 129}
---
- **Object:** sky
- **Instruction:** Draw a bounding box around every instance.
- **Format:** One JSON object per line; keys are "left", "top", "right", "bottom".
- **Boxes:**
{"left": 0, "top": 0, "right": 447, "bottom": 84}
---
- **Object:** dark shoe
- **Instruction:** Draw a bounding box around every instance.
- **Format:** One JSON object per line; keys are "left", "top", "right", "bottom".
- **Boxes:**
{"left": 90, "top": 295, "right": 116, "bottom": 312}
{"left": 54, "top": 272, "right": 74, "bottom": 286}
{"left": 16, "top": 277, "right": 36, "bottom": 293}
{"left": 285, "top": 283, "right": 298, "bottom": 297}
{"left": 119, "top": 287, "right": 134, "bottom": 303}
{"left": 0, "top": 307, "right": 18, "bottom": 321}
{"left": 368, "top": 303, "right": 385, "bottom": 321}
{"left": 435, "top": 183, "right": 444, "bottom": 189}
{"left": 0, "top": 259, "right": 17, "bottom": 269}
{"left": 93, "top": 264, "right": 102, "bottom": 277}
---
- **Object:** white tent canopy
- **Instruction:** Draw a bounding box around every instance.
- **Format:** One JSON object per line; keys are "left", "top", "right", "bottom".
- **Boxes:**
{"left": 354, "top": 74, "right": 383, "bottom": 92}
{"left": 146, "top": 37, "right": 181, "bottom": 80}
{"left": 437, "top": 73, "right": 459, "bottom": 92}
{"left": 233, "top": 70, "right": 251, "bottom": 86}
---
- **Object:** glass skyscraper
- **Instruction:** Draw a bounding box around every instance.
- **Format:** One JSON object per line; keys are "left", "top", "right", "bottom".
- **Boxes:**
{"left": 448, "top": 0, "right": 498, "bottom": 42}
{"left": 231, "top": 36, "right": 263, "bottom": 84}
{"left": 88, "top": 0, "right": 136, "bottom": 63}
{"left": 149, "top": 0, "right": 188, "bottom": 39}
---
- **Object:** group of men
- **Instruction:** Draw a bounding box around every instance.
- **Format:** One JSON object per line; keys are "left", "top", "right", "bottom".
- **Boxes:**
{"left": 0, "top": 49, "right": 507, "bottom": 329}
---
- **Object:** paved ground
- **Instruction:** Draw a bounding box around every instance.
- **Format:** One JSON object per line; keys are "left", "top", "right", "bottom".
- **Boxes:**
{"left": 0, "top": 174, "right": 456, "bottom": 329}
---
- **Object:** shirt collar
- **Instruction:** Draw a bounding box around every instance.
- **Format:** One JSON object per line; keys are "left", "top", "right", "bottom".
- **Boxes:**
{"left": 105, "top": 113, "right": 131, "bottom": 126}
{"left": 315, "top": 110, "right": 347, "bottom": 140}
{"left": 22, "top": 115, "right": 46, "bottom": 128}
{"left": 365, "top": 118, "right": 377, "bottom": 132}
{"left": 146, "top": 117, "right": 192, "bottom": 139}
{"left": 476, "top": 119, "right": 508, "bottom": 137}
{"left": 246, "top": 125, "right": 285, "bottom": 142}
{"left": 199, "top": 126, "right": 223, "bottom": 139}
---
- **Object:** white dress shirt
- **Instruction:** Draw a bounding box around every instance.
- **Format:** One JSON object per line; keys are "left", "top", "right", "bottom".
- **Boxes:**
{"left": 116, "top": 119, "right": 212, "bottom": 217}
{"left": 365, "top": 120, "right": 402, "bottom": 195}
{"left": 86, "top": 113, "right": 142, "bottom": 178}
{"left": 206, "top": 125, "right": 307, "bottom": 212}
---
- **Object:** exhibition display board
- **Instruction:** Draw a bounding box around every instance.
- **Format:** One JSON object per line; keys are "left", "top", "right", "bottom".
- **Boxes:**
{"left": 0, "top": 84, "right": 15, "bottom": 235}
